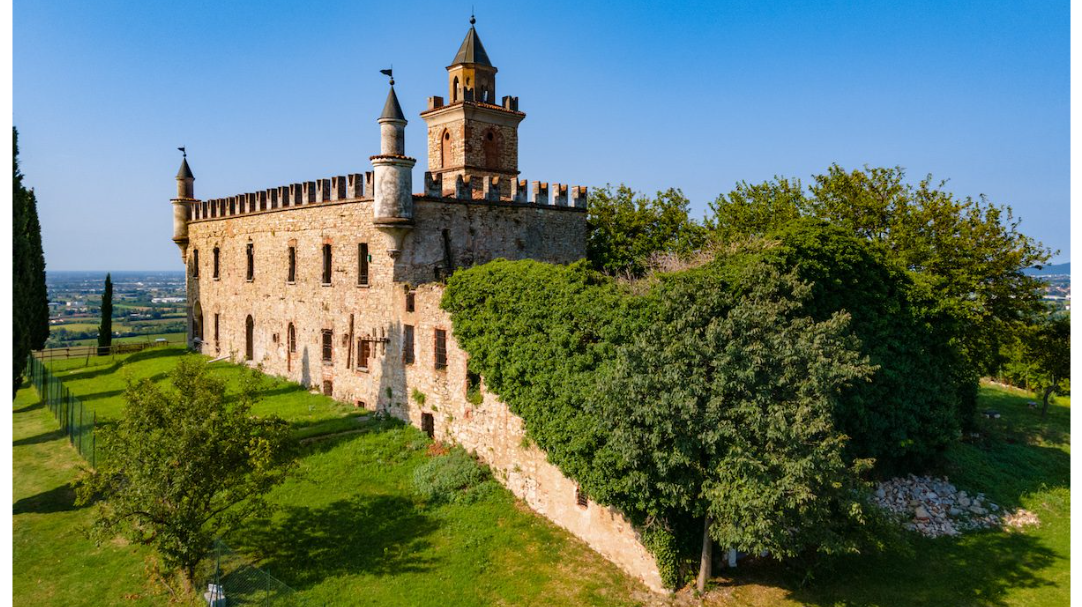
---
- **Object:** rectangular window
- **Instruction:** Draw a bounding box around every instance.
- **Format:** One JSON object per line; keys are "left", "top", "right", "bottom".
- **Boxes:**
{"left": 575, "top": 486, "right": 588, "bottom": 508}
{"left": 434, "top": 329, "right": 447, "bottom": 370}
{"left": 287, "top": 246, "right": 296, "bottom": 283}
{"left": 356, "top": 338, "right": 371, "bottom": 371}
{"left": 214, "top": 313, "right": 220, "bottom": 353}
{"left": 406, "top": 291, "right": 416, "bottom": 313}
{"left": 322, "top": 329, "right": 333, "bottom": 363}
{"left": 358, "top": 243, "right": 369, "bottom": 286}
{"left": 402, "top": 324, "right": 415, "bottom": 365}
{"left": 322, "top": 244, "right": 332, "bottom": 284}
{"left": 213, "top": 247, "right": 220, "bottom": 279}
{"left": 192, "top": 249, "right": 199, "bottom": 278}
{"left": 246, "top": 243, "right": 255, "bottom": 281}
{"left": 323, "top": 380, "right": 333, "bottom": 396}
{"left": 421, "top": 413, "right": 435, "bottom": 439}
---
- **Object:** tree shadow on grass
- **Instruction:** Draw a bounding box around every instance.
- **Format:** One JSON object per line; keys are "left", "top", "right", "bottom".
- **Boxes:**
{"left": 12, "top": 428, "right": 65, "bottom": 447}
{"left": 13, "top": 398, "right": 44, "bottom": 414}
{"left": 56, "top": 347, "right": 185, "bottom": 382}
{"left": 233, "top": 494, "right": 439, "bottom": 590}
{"left": 13, "top": 482, "right": 84, "bottom": 515}
{"left": 732, "top": 527, "right": 1062, "bottom": 607}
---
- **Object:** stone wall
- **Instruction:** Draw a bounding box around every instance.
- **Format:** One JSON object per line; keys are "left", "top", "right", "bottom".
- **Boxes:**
{"left": 183, "top": 195, "right": 665, "bottom": 592}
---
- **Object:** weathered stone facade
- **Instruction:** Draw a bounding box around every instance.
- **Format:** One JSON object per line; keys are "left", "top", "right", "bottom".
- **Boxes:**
{"left": 171, "top": 19, "right": 666, "bottom": 593}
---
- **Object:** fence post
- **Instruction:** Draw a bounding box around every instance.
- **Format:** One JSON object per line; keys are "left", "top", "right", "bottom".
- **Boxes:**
{"left": 91, "top": 411, "right": 96, "bottom": 468}
{"left": 79, "top": 404, "right": 84, "bottom": 456}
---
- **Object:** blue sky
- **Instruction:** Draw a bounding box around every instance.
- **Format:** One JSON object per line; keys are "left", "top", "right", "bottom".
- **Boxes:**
{"left": 14, "top": 0, "right": 1069, "bottom": 270}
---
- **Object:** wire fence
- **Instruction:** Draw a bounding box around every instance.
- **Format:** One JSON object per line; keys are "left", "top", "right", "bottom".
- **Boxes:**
{"left": 25, "top": 355, "right": 98, "bottom": 468}
{"left": 203, "top": 539, "right": 314, "bottom": 606}
{"left": 33, "top": 339, "right": 185, "bottom": 362}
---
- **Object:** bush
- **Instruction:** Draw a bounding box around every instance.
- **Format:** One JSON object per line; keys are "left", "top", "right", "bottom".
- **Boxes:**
{"left": 412, "top": 447, "right": 490, "bottom": 505}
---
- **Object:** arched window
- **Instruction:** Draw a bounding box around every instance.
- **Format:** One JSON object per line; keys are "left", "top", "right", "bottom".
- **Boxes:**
{"left": 193, "top": 302, "right": 203, "bottom": 341}
{"left": 482, "top": 129, "right": 499, "bottom": 170}
{"left": 453, "top": 76, "right": 460, "bottom": 102}
{"left": 245, "top": 315, "right": 254, "bottom": 361}
{"left": 287, "top": 323, "right": 296, "bottom": 353}
{"left": 440, "top": 130, "right": 452, "bottom": 169}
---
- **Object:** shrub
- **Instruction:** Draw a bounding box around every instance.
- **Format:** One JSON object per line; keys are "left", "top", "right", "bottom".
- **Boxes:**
{"left": 412, "top": 447, "right": 490, "bottom": 505}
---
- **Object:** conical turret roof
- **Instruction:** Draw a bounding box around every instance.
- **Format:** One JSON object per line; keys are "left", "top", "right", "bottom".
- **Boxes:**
{"left": 176, "top": 157, "right": 194, "bottom": 179}
{"left": 452, "top": 23, "right": 492, "bottom": 67}
{"left": 380, "top": 86, "right": 406, "bottom": 121}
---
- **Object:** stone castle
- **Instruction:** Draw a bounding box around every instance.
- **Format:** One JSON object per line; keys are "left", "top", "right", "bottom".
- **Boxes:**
{"left": 170, "top": 19, "right": 664, "bottom": 591}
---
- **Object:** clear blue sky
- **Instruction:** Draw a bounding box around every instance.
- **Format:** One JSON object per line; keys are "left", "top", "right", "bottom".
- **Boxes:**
{"left": 14, "top": 0, "right": 1069, "bottom": 271}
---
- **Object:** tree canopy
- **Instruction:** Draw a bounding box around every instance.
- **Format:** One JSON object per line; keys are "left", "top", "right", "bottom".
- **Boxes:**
{"left": 78, "top": 357, "right": 296, "bottom": 589}
{"left": 97, "top": 273, "right": 113, "bottom": 352}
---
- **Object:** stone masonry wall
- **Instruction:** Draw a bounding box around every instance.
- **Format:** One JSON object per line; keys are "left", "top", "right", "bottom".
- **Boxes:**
{"left": 184, "top": 195, "right": 665, "bottom": 592}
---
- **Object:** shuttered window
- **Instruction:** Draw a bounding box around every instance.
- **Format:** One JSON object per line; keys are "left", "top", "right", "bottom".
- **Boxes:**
{"left": 402, "top": 325, "right": 415, "bottom": 365}
{"left": 434, "top": 329, "right": 447, "bottom": 370}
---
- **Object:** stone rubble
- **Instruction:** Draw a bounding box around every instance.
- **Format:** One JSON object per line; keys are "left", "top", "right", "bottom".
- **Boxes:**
{"left": 872, "top": 475, "right": 1039, "bottom": 538}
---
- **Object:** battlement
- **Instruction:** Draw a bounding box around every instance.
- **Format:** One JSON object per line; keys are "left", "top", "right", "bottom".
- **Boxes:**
{"left": 188, "top": 172, "right": 376, "bottom": 221}
{"left": 422, "top": 172, "right": 587, "bottom": 209}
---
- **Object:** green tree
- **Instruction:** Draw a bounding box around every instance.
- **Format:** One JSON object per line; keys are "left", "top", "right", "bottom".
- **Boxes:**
{"left": 1011, "top": 316, "right": 1070, "bottom": 417}
{"left": 97, "top": 273, "right": 113, "bottom": 353}
{"left": 12, "top": 127, "right": 49, "bottom": 395}
{"left": 599, "top": 262, "right": 875, "bottom": 591}
{"left": 587, "top": 185, "right": 707, "bottom": 277}
{"left": 706, "top": 165, "right": 1053, "bottom": 376}
{"left": 77, "top": 357, "right": 295, "bottom": 591}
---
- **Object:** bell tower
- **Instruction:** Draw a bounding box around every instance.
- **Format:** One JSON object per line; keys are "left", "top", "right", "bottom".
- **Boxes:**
{"left": 421, "top": 16, "right": 525, "bottom": 198}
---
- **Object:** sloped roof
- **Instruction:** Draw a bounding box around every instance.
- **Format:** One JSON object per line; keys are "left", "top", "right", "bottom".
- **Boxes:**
{"left": 380, "top": 86, "right": 406, "bottom": 121}
{"left": 452, "top": 25, "right": 492, "bottom": 67}
{"left": 176, "top": 157, "right": 194, "bottom": 179}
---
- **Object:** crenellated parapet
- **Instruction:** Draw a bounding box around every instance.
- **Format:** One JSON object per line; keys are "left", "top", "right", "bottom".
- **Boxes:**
{"left": 188, "top": 172, "right": 375, "bottom": 221}
{"left": 422, "top": 171, "right": 586, "bottom": 209}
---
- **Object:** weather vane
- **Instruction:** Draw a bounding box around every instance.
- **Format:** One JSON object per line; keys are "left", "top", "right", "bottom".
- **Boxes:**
{"left": 380, "top": 67, "right": 394, "bottom": 86}
{"left": 177, "top": 146, "right": 186, "bottom": 158}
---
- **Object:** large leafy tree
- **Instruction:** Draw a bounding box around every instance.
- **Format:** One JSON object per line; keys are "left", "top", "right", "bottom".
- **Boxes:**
{"left": 598, "top": 262, "right": 875, "bottom": 591}
{"left": 587, "top": 185, "right": 707, "bottom": 278}
{"left": 78, "top": 357, "right": 296, "bottom": 590}
{"left": 706, "top": 164, "right": 1053, "bottom": 376}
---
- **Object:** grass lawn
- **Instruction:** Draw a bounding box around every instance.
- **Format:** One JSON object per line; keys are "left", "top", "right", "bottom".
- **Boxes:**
{"left": 704, "top": 384, "right": 1071, "bottom": 606}
{"left": 13, "top": 350, "right": 1070, "bottom": 606}
{"left": 60, "top": 331, "right": 187, "bottom": 348}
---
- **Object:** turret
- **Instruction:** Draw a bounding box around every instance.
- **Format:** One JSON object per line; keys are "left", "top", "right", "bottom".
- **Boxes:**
{"left": 172, "top": 150, "right": 195, "bottom": 257}
{"left": 371, "top": 75, "right": 416, "bottom": 257}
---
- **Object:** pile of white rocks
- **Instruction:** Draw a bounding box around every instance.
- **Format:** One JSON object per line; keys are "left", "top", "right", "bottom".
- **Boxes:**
{"left": 871, "top": 475, "right": 1038, "bottom": 538}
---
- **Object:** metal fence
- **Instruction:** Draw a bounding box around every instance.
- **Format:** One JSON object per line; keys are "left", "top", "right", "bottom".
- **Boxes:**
{"left": 33, "top": 339, "right": 185, "bottom": 362}
{"left": 25, "top": 355, "right": 98, "bottom": 467}
{"left": 203, "top": 539, "right": 313, "bottom": 606}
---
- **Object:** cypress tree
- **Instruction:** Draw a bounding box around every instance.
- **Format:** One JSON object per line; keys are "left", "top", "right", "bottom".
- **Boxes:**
{"left": 25, "top": 187, "right": 49, "bottom": 350}
{"left": 97, "top": 273, "right": 114, "bottom": 354}
{"left": 12, "top": 128, "right": 30, "bottom": 396}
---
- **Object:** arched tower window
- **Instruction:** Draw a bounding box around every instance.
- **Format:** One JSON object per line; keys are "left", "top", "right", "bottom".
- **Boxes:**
{"left": 453, "top": 76, "right": 460, "bottom": 102}
{"left": 440, "top": 130, "right": 452, "bottom": 169}
{"left": 483, "top": 129, "right": 500, "bottom": 170}
{"left": 193, "top": 302, "right": 203, "bottom": 341}
{"left": 245, "top": 315, "right": 254, "bottom": 361}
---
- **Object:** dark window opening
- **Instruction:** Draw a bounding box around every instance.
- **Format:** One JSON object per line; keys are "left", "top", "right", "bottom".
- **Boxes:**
{"left": 287, "top": 323, "right": 296, "bottom": 353}
{"left": 402, "top": 324, "right": 415, "bottom": 365}
{"left": 213, "top": 247, "right": 220, "bottom": 279}
{"left": 357, "top": 338, "right": 371, "bottom": 371}
{"left": 246, "top": 243, "right": 255, "bottom": 281}
{"left": 245, "top": 315, "right": 254, "bottom": 361}
{"left": 193, "top": 306, "right": 204, "bottom": 341}
{"left": 191, "top": 249, "right": 199, "bottom": 278}
{"left": 287, "top": 246, "right": 296, "bottom": 283}
{"left": 406, "top": 291, "right": 416, "bottom": 313}
{"left": 358, "top": 243, "right": 369, "bottom": 286}
{"left": 575, "top": 486, "right": 588, "bottom": 508}
{"left": 322, "top": 329, "right": 333, "bottom": 363}
{"left": 466, "top": 370, "right": 482, "bottom": 405}
{"left": 323, "top": 380, "right": 333, "bottom": 396}
{"left": 214, "top": 313, "right": 220, "bottom": 354}
{"left": 434, "top": 329, "right": 447, "bottom": 370}
{"left": 322, "top": 244, "right": 332, "bottom": 284}
{"left": 421, "top": 413, "right": 435, "bottom": 439}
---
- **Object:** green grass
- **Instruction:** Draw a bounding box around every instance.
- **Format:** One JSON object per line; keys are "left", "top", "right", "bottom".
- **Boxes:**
{"left": 13, "top": 351, "right": 1071, "bottom": 606}
{"left": 61, "top": 331, "right": 187, "bottom": 347}
{"left": 708, "top": 384, "right": 1071, "bottom": 607}
{"left": 13, "top": 383, "right": 172, "bottom": 605}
